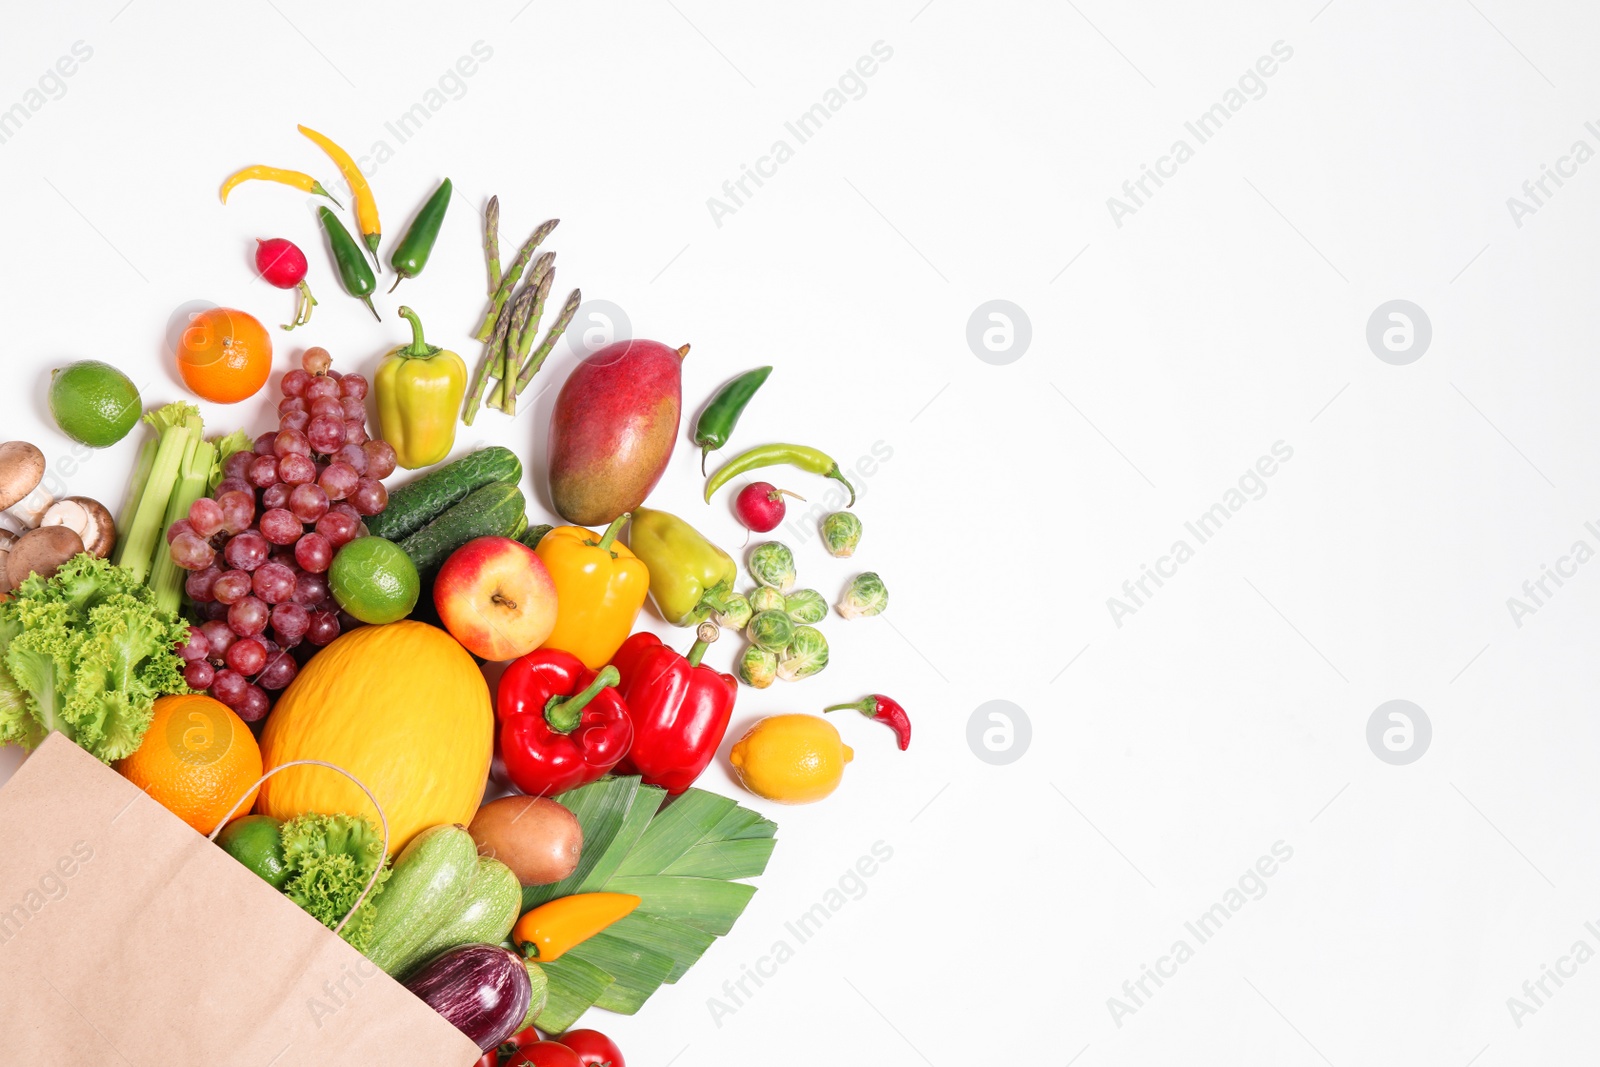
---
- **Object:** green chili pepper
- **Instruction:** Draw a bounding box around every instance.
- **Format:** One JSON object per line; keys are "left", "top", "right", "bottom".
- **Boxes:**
{"left": 704, "top": 442, "right": 855, "bottom": 506}
{"left": 694, "top": 366, "right": 771, "bottom": 474}
{"left": 318, "top": 206, "right": 379, "bottom": 320}
{"left": 388, "top": 177, "right": 452, "bottom": 293}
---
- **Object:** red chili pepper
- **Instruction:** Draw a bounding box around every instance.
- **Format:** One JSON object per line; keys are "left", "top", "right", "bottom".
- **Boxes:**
{"left": 824, "top": 694, "right": 911, "bottom": 750}
{"left": 498, "top": 650, "right": 634, "bottom": 796}
{"left": 609, "top": 623, "right": 737, "bottom": 795}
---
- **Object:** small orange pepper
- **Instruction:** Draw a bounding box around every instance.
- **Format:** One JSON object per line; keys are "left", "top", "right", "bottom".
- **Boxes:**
{"left": 513, "top": 892, "right": 641, "bottom": 962}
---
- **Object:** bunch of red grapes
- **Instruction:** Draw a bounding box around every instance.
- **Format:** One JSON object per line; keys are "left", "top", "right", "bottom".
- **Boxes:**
{"left": 167, "top": 347, "right": 398, "bottom": 721}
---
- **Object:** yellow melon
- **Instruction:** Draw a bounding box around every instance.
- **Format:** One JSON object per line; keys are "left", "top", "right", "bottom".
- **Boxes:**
{"left": 257, "top": 621, "right": 492, "bottom": 853}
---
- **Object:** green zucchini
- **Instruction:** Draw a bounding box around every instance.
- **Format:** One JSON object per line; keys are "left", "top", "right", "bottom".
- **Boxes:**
{"left": 398, "top": 481, "right": 526, "bottom": 573}
{"left": 519, "top": 961, "right": 549, "bottom": 1030}
{"left": 366, "top": 446, "right": 523, "bottom": 542}
{"left": 401, "top": 856, "right": 522, "bottom": 978}
{"left": 365, "top": 825, "right": 479, "bottom": 975}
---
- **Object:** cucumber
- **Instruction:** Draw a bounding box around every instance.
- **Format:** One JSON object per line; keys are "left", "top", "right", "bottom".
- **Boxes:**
{"left": 521, "top": 523, "right": 554, "bottom": 550}
{"left": 398, "top": 481, "right": 526, "bottom": 573}
{"left": 401, "top": 857, "right": 522, "bottom": 979}
{"left": 365, "top": 825, "right": 479, "bottom": 975}
{"left": 367, "top": 446, "right": 523, "bottom": 542}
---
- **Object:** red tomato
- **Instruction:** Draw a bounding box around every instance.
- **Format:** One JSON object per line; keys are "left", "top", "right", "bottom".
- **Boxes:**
{"left": 476, "top": 1055, "right": 499, "bottom": 1067}
{"left": 504, "top": 1043, "right": 583, "bottom": 1067}
{"left": 503, "top": 1027, "right": 544, "bottom": 1050}
{"left": 556, "top": 1029, "right": 625, "bottom": 1067}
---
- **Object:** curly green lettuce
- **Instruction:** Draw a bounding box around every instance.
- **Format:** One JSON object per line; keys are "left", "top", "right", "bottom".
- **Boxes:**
{"left": 280, "top": 812, "right": 391, "bottom": 951}
{"left": 0, "top": 554, "right": 189, "bottom": 762}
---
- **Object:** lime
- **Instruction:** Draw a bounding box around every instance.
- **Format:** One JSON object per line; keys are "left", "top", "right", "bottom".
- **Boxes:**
{"left": 329, "top": 536, "right": 420, "bottom": 624}
{"left": 49, "top": 360, "right": 142, "bottom": 447}
{"left": 215, "top": 814, "right": 289, "bottom": 889}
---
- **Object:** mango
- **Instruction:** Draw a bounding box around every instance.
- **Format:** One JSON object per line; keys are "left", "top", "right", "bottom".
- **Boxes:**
{"left": 547, "top": 339, "right": 685, "bottom": 525}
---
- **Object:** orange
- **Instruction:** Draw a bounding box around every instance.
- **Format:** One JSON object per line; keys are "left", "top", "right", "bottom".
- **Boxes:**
{"left": 176, "top": 306, "right": 272, "bottom": 403}
{"left": 117, "top": 694, "right": 264, "bottom": 834}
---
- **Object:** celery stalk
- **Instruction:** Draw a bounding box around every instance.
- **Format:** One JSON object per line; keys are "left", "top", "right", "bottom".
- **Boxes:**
{"left": 150, "top": 433, "right": 217, "bottom": 617}
{"left": 118, "top": 403, "right": 200, "bottom": 586}
{"left": 113, "top": 438, "right": 157, "bottom": 566}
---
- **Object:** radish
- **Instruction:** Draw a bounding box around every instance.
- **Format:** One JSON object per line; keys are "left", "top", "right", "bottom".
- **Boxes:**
{"left": 255, "top": 238, "right": 317, "bottom": 331}
{"left": 734, "top": 481, "right": 804, "bottom": 532}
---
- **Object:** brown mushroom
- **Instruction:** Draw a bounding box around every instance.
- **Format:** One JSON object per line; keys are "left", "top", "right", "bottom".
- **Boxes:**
{"left": 7, "top": 526, "right": 84, "bottom": 589}
{"left": 0, "top": 443, "right": 45, "bottom": 514}
{"left": 0, "top": 530, "right": 16, "bottom": 589}
{"left": 42, "top": 497, "right": 116, "bottom": 559}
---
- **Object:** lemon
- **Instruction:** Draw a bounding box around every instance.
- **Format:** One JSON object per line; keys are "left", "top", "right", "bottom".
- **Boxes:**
{"left": 329, "top": 536, "right": 420, "bottom": 624}
{"left": 729, "top": 714, "right": 854, "bottom": 804}
{"left": 49, "top": 360, "right": 142, "bottom": 447}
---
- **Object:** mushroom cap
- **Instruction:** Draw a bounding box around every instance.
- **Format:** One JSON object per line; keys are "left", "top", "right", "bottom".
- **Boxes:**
{"left": 59, "top": 497, "right": 116, "bottom": 559}
{"left": 0, "top": 442, "right": 46, "bottom": 512}
{"left": 6, "top": 525, "right": 82, "bottom": 590}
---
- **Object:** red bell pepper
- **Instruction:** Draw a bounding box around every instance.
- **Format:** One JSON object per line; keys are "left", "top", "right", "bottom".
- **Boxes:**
{"left": 609, "top": 623, "right": 737, "bottom": 795}
{"left": 498, "top": 649, "right": 633, "bottom": 796}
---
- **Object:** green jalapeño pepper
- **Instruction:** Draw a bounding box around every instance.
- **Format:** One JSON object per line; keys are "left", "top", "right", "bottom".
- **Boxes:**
{"left": 626, "top": 508, "right": 739, "bottom": 625}
{"left": 376, "top": 306, "right": 468, "bottom": 470}
{"left": 388, "top": 177, "right": 452, "bottom": 293}
{"left": 704, "top": 442, "right": 856, "bottom": 506}
{"left": 318, "top": 206, "right": 379, "bottom": 320}
{"left": 694, "top": 366, "right": 771, "bottom": 474}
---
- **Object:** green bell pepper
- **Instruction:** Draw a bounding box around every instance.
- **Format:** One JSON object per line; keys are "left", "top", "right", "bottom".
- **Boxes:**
{"left": 627, "top": 508, "right": 739, "bottom": 625}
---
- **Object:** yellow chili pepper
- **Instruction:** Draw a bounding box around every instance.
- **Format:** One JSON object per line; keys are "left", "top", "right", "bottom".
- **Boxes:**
{"left": 219, "top": 164, "right": 342, "bottom": 207}
{"left": 535, "top": 516, "right": 650, "bottom": 669}
{"left": 513, "top": 892, "right": 641, "bottom": 962}
{"left": 376, "top": 306, "right": 467, "bottom": 469}
{"left": 298, "top": 123, "right": 381, "bottom": 266}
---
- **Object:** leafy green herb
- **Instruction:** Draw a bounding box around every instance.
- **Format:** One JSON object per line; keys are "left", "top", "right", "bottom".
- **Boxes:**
{"left": 280, "top": 812, "right": 390, "bottom": 951}
{"left": 0, "top": 554, "right": 188, "bottom": 761}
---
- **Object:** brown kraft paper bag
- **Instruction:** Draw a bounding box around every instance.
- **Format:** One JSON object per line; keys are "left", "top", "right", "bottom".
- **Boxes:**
{"left": 0, "top": 733, "right": 484, "bottom": 1066}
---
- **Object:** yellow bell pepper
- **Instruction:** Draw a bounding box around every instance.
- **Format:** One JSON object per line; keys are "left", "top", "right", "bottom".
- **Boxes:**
{"left": 535, "top": 515, "right": 650, "bottom": 668}
{"left": 513, "top": 892, "right": 641, "bottom": 962}
{"left": 376, "top": 306, "right": 467, "bottom": 470}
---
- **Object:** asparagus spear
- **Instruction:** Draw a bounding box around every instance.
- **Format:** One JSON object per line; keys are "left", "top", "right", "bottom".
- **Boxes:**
{"left": 502, "top": 269, "right": 554, "bottom": 416}
{"left": 464, "top": 285, "right": 521, "bottom": 425}
{"left": 493, "top": 253, "right": 554, "bottom": 413}
{"left": 475, "top": 218, "right": 558, "bottom": 341}
{"left": 516, "top": 287, "right": 583, "bottom": 395}
{"left": 484, "top": 195, "right": 501, "bottom": 296}
{"left": 495, "top": 281, "right": 539, "bottom": 415}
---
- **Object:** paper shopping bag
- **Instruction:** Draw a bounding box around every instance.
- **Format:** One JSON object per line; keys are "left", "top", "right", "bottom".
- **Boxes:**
{"left": 0, "top": 733, "right": 484, "bottom": 1066}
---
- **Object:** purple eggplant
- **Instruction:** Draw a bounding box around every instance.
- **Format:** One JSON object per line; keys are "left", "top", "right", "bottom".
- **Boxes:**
{"left": 403, "top": 943, "right": 531, "bottom": 1051}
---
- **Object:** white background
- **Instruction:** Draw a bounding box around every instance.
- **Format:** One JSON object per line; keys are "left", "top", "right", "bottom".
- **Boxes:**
{"left": 2, "top": 0, "right": 1598, "bottom": 1063}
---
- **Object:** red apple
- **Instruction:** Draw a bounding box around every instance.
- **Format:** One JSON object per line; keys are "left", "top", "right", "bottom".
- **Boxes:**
{"left": 434, "top": 536, "right": 558, "bottom": 661}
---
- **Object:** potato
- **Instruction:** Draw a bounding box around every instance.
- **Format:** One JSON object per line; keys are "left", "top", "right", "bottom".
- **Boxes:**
{"left": 468, "top": 796, "right": 582, "bottom": 886}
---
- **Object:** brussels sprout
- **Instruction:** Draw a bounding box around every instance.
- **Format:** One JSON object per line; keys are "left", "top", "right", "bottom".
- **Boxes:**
{"left": 784, "top": 588, "right": 827, "bottom": 624}
{"left": 749, "top": 541, "right": 797, "bottom": 592}
{"left": 821, "top": 511, "right": 863, "bottom": 558}
{"left": 778, "top": 625, "right": 830, "bottom": 681}
{"left": 837, "top": 572, "right": 888, "bottom": 619}
{"left": 749, "top": 586, "right": 786, "bottom": 614}
{"left": 715, "top": 591, "right": 754, "bottom": 631}
{"left": 746, "top": 609, "right": 795, "bottom": 652}
{"left": 738, "top": 645, "right": 778, "bottom": 689}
